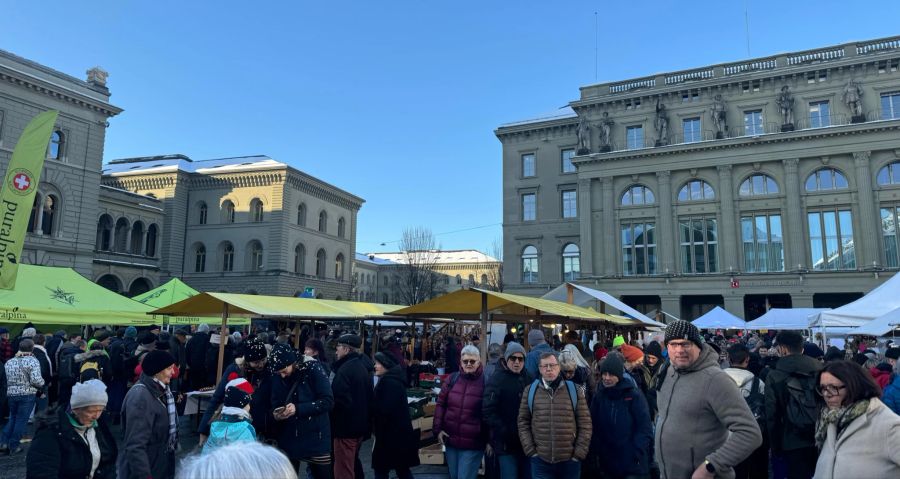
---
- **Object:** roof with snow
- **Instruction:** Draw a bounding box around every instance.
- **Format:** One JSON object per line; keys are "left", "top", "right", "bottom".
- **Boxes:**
{"left": 364, "top": 250, "right": 499, "bottom": 265}
{"left": 498, "top": 106, "right": 577, "bottom": 128}
{"left": 102, "top": 154, "right": 286, "bottom": 176}
{"left": 354, "top": 252, "right": 398, "bottom": 266}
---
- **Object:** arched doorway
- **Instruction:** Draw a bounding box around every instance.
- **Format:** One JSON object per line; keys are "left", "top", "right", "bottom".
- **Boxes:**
{"left": 128, "top": 277, "right": 153, "bottom": 297}
{"left": 96, "top": 274, "right": 122, "bottom": 294}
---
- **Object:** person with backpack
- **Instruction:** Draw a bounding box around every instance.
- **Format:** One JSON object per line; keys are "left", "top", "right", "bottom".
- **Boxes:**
{"left": 433, "top": 344, "right": 488, "bottom": 479}
{"left": 482, "top": 341, "right": 533, "bottom": 479}
{"left": 517, "top": 351, "right": 592, "bottom": 479}
{"left": 76, "top": 341, "right": 111, "bottom": 384}
{"left": 765, "top": 330, "right": 822, "bottom": 479}
{"left": 56, "top": 338, "right": 86, "bottom": 410}
{"left": 725, "top": 344, "right": 769, "bottom": 479}
{"left": 655, "top": 320, "right": 761, "bottom": 479}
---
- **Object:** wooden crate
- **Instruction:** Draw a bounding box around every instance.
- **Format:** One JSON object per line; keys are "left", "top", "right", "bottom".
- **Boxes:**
{"left": 423, "top": 402, "right": 437, "bottom": 417}
{"left": 420, "top": 416, "right": 433, "bottom": 432}
{"left": 418, "top": 443, "right": 444, "bottom": 465}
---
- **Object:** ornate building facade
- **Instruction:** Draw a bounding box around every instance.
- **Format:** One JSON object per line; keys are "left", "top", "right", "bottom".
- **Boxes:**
{"left": 497, "top": 36, "right": 900, "bottom": 320}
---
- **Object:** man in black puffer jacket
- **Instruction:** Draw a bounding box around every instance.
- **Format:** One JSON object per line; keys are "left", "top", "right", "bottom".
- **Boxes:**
{"left": 483, "top": 341, "right": 533, "bottom": 479}
{"left": 330, "top": 334, "right": 373, "bottom": 479}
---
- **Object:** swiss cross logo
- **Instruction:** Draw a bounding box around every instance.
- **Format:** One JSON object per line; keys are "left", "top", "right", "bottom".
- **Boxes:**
{"left": 13, "top": 174, "right": 30, "bottom": 191}
{"left": 7, "top": 168, "right": 36, "bottom": 196}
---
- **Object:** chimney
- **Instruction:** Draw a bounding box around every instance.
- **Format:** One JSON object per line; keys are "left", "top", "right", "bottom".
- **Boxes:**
{"left": 86, "top": 66, "right": 109, "bottom": 94}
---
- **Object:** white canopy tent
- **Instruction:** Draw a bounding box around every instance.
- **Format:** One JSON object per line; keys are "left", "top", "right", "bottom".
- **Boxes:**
{"left": 849, "top": 306, "right": 900, "bottom": 336}
{"left": 810, "top": 272, "right": 900, "bottom": 327}
{"left": 542, "top": 283, "right": 666, "bottom": 328}
{"left": 744, "top": 308, "right": 830, "bottom": 330}
{"left": 692, "top": 306, "right": 746, "bottom": 330}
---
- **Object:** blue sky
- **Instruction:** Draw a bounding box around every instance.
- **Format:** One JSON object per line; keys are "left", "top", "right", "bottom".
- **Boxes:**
{"left": 3, "top": 1, "right": 898, "bottom": 256}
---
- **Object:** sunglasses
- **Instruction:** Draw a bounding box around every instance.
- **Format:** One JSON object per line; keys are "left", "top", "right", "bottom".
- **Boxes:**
{"left": 507, "top": 356, "right": 525, "bottom": 363}
{"left": 462, "top": 359, "right": 478, "bottom": 365}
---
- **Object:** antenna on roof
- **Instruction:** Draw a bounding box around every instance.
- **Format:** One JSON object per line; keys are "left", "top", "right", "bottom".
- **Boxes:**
{"left": 594, "top": 11, "right": 599, "bottom": 81}
{"left": 744, "top": 0, "right": 751, "bottom": 57}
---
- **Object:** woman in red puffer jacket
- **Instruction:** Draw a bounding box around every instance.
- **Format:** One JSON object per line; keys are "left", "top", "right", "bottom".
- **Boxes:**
{"left": 433, "top": 345, "right": 487, "bottom": 479}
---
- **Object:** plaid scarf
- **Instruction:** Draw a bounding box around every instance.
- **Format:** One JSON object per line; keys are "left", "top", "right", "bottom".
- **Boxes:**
{"left": 815, "top": 399, "right": 869, "bottom": 449}
{"left": 153, "top": 378, "right": 178, "bottom": 452}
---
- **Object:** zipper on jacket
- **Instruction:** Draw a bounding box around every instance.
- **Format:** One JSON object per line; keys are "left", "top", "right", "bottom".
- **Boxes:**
{"left": 549, "top": 386, "right": 555, "bottom": 462}
{"left": 657, "top": 371, "right": 680, "bottom": 479}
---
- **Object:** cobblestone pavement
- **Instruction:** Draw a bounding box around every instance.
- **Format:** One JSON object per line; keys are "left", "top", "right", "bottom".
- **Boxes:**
{"left": 0, "top": 415, "right": 449, "bottom": 478}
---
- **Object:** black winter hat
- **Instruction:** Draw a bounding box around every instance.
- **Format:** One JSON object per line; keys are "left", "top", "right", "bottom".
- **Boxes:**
{"left": 243, "top": 338, "right": 267, "bottom": 362}
{"left": 599, "top": 353, "right": 624, "bottom": 380}
{"left": 268, "top": 343, "right": 297, "bottom": 373}
{"left": 374, "top": 352, "right": 398, "bottom": 370}
{"left": 337, "top": 334, "right": 362, "bottom": 349}
{"left": 644, "top": 340, "right": 663, "bottom": 359}
{"left": 142, "top": 350, "right": 175, "bottom": 377}
{"left": 664, "top": 320, "right": 703, "bottom": 349}
{"left": 886, "top": 347, "right": 900, "bottom": 361}
{"left": 138, "top": 331, "right": 158, "bottom": 346}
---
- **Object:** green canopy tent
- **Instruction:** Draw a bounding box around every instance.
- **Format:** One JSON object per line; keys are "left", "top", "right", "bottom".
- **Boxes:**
{"left": 0, "top": 264, "right": 158, "bottom": 326}
{"left": 131, "top": 277, "right": 249, "bottom": 326}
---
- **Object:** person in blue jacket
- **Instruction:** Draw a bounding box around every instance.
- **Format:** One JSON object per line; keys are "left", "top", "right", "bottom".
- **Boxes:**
{"left": 203, "top": 376, "right": 257, "bottom": 455}
{"left": 883, "top": 348, "right": 900, "bottom": 416}
{"left": 589, "top": 353, "right": 653, "bottom": 479}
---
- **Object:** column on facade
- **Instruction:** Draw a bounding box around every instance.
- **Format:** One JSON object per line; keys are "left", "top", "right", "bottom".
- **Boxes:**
{"left": 783, "top": 159, "right": 806, "bottom": 270}
{"left": 853, "top": 151, "right": 879, "bottom": 267}
{"left": 660, "top": 295, "right": 680, "bottom": 321}
{"left": 791, "top": 293, "right": 814, "bottom": 308}
{"left": 125, "top": 227, "right": 133, "bottom": 254}
{"left": 578, "top": 178, "right": 594, "bottom": 277}
{"left": 723, "top": 293, "right": 744, "bottom": 318}
{"left": 716, "top": 165, "right": 739, "bottom": 271}
{"left": 601, "top": 177, "right": 617, "bottom": 275}
{"left": 656, "top": 171, "right": 675, "bottom": 274}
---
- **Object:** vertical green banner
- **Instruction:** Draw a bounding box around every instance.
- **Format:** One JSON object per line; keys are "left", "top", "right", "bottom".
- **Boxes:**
{"left": 0, "top": 110, "right": 59, "bottom": 290}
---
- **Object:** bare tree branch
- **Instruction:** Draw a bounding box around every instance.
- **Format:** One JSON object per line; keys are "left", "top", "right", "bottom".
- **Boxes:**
{"left": 482, "top": 237, "right": 504, "bottom": 292}
{"left": 397, "top": 226, "right": 445, "bottom": 304}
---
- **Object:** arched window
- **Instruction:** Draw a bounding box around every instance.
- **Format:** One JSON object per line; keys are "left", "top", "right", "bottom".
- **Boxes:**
{"left": 316, "top": 249, "right": 327, "bottom": 277}
{"left": 318, "top": 211, "right": 328, "bottom": 233}
{"left": 621, "top": 185, "right": 655, "bottom": 205}
{"left": 41, "top": 194, "right": 58, "bottom": 235}
{"left": 522, "top": 245, "right": 539, "bottom": 283}
{"left": 455, "top": 274, "right": 462, "bottom": 285}
{"left": 481, "top": 274, "right": 488, "bottom": 284}
{"left": 562, "top": 243, "right": 580, "bottom": 281}
{"left": 48, "top": 130, "right": 63, "bottom": 160}
{"left": 248, "top": 241, "right": 264, "bottom": 271}
{"left": 130, "top": 221, "right": 144, "bottom": 254}
{"left": 95, "top": 214, "right": 113, "bottom": 250}
{"left": 468, "top": 274, "right": 475, "bottom": 285}
{"left": 877, "top": 162, "right": 900, "bottom": 186}
{"left": 221, "top": 200, "right": 235, "bottom": 223}
{"left": 294, "top": 244, "right": 306, "bottom": 274}
{"left": 128, "top": 278, "right": 152, "bottom": 297}
{"left": 114, "top": 218, "right": 130, "bottom": 252}
{"left": 297, "top": 203, "right": 307, "bottom": 226}
{"left": 335, "top": 253, "right": 345, "bottom": 280}
{"left": 739, "top": 174, "right": 779, "bottom": 196}
{"left": 805, "top": 168, "right": 849, "bottom": 191}
{"left": 677, "top": 180, "right": 715, "bottom": 201}
{"left": 198, "top": 202, "right": 208, "bottom": 225}
{"left": 250, "top": 198, "right": 264, "bottom": 222}
{"left": 194, "top": 244, "right": 206, "bottom": 272}
{"left": 221, "top": 242, "right": 235, "bottom": 272}
{"left": 28, "top": 195, "right": 40, "bottom": 233}
{"left": 145, "top": 224, "right": 158, "bottom": 257}
{"left": 96, "top": 274, "right": 121, "bottom": 294}
{"left": 337, "top": 217, "right": 346, "bottom": 238}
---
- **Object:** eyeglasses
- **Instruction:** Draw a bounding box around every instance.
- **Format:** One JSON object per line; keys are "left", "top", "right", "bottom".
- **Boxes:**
{"left": 540, "top": 363, "right": 559, "bottom": 370}
{"left": 667, "top": 341, "right": 695, "bottom": 350}
{"left": 462, "top": 359, "right": 478, "bottom": 366}
{"left": 507, "top": 356, "right": 525, "bottom": 363}
{"left": 816, "top": 384, "right": 846, "bottom": 396}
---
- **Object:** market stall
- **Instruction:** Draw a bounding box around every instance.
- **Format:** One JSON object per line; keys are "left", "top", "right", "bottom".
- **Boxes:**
{"left": 132, "top": 277, "right": 250, "bottom": 326}
{"left": 542, "top": 282, "right": 666, "bottom": 328}
{"left": 692, "top": 306, "right": 746, "bottom": 330}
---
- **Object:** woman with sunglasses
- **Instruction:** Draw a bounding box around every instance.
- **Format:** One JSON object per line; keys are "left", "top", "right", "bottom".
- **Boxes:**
{"left": 483, "top": 342, "right": 533, "bottom": 479}
{"left": 433, "top": 345, "right": 487, "bottom": 479}
{"left": 813, "top": 360, "right": 900, "bottom": 479}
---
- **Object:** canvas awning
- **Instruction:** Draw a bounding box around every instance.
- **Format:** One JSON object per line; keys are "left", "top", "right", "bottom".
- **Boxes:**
{"left": 542, "top": 283, "right": 665, "bottom": 327}
{"left": 692, "top": 306, "right": 746, "bottom": 330}
{"left": 0, "top": 264, "right": 157, "bottom": 325}
{"left": 131, "top": 278, "right": 250, "bottom": 326}
{"left": 744, "top": 308, "right": 830, "bottom": 330}
{"left": 810, "top": 272, "right": 900, "bottom": 327}
{"left": 849, "top": 306, "right": 900, "bottom": 336}
{"left": 151, "top": 292, "right": 405, "bottom": 319}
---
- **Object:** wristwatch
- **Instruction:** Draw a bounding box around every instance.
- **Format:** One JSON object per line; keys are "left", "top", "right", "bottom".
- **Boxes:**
{"left": 704, "top": 459, "right": 716, "bottom": 474}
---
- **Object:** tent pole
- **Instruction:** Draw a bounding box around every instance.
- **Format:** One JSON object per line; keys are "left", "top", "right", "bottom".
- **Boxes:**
{"left": 566, "top": 283, "right": 574, "bottom": 304}
{"left": 480, "top": 292, "right": 488, "bottom": 364}
{"left": 372, "top": 320, "right": 379, "bottom": 359}
{"left": 423, "top": 321, "right": 430, "bottom": 361}
{"left": 215, "top": 303, "right": 229, "bottom": 386}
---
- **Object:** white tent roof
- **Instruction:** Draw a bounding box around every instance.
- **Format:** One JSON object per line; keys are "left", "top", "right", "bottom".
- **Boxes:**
{"left": 849, "top": 306, "right": 900, "bottom": 336}
{"left": 541, "top": 283, "right": 665, "bottom": 327}
{"left": 811, "top": 272, "right": 900, "bottom": 327}
{"left": 692, "top": 306, "right": 746, "bottom": 330}
{"left": 744, "top": 308, "right": 830, "bottom": 330}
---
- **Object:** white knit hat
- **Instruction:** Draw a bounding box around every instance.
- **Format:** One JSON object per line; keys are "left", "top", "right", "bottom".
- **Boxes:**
{"left": 22, "top": 327, "right": 36, "bottom": 338}
{"left": 70, "top": 379, "right": 108, "bottom": 410}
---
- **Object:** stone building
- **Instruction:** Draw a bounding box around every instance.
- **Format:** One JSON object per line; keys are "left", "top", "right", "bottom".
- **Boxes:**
{"left": 356, "top": 250, "right": 501, "bottom": 305}
{"left": 496, "top": 36, "right": 900, "bottom": 320}
{"left": 102, "top": 155, "right": 364, "bottom": 299}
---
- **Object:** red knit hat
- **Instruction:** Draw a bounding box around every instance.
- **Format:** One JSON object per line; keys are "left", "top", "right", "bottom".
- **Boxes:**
{"left": 621, "top": 344, "right": 644, "bottom": 363}
{"left": 223, "top": 373, "right": 254, "bottom": 408}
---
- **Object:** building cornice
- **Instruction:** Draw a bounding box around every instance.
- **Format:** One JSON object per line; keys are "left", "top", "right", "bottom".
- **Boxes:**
{"left": 0, "top": 64, "right": 122, "bottom": 117}
{"left": 285, "top": 170, "right": 364, "bottom": 211}
{"left": 495, "top": 117, "right": 578, "bottom": 140}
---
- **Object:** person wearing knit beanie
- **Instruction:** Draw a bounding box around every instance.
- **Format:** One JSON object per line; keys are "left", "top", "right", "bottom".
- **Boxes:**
{"left": 202, "top": 376, "right": 257, "bottom": 455}
{"left": 504, "top": 341, "right": 526, "bottom": 362}
{"left": 664, "top": 320, "right": 703, "bottom": 349}
{"left": 374, "top": 351, "right": 398, "bottom": 370}
{"left": 528, "top": 329, "right": 546, "bottom": 346}
{"left": 22, "top": 327, "right": 36, "bottom": 338}
{"left": 124, "top": 326, "right": 138, "bottom": 339}
{"left": 70, "top": 379, "right": 108, "bottom": 410}
{"left": 223, "top": 376, "right": 255, "bottom": 409}
{"left": 612, "top": 335, "right": 626, "bottom": 349}
{"left": 599, "top": 353, "right": 625, "bottom": 386}
{"left": 142, "top": 350, "right": 176, "bottom": 379}
{"left": 621, "top": 344, "right": 644, "bottom": 364}
{"left": 268, "top": 343, "right": 297, "bottom": 374}
{"left": 644, "top": 341, "right": 663, "bottom": 363}
{"left": 242, "top": 337, "right": 268, "bottom": 367}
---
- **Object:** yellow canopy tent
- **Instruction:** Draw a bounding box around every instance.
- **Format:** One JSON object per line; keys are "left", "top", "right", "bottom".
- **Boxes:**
{"left": 391, "top": 287, "right": 639, "bottom": 362}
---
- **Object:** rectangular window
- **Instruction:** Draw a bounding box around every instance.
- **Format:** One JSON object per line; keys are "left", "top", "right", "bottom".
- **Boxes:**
{"left": 561, "top": 190, "right": 577, "bottom": 218}
{"left": 882, "top": 207, "right": 899, "bottom": 268}
{"left": 882, "top": 92, "right": 900, "bottom": 120}
{"left": 522, "top": 193, "right": 536, "bottom": 221}
{"left": 740, "top": 213, "right": 784, "bottom": 272}
{"left": 626, "top": 125, "right": 644, "bottom": 149}
{"left": 808, "top": 209, "right": 855, "bottom": 271}
{"left": 809, "top": 101, "right": 830, "bottom": 128}
{"left": 680, "top": 217, "right": 718, "bottom": 274}
{"left": 683, "top": 117, "right": 701, "bottom": 143}
{"left": 561, "top": 148, "right": 576, "bottom": 173}
{"left": 744, "top": 110, "right": 764, "bottom": 135}
{"left": 522, "top": 153, "right": 535, "bottom": 177}
{"left": 621, "top": 222, "right": 657, "bottom": 275}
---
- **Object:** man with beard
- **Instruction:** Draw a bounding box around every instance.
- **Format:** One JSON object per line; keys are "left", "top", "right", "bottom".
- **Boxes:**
{"left": 199, "top": 337, "right": 271, "bottom": 444}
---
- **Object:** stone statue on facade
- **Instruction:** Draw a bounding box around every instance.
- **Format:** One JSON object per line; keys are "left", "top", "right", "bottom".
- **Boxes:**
{"left": 599, "top": 112, "right": 614, "bottom": 152}
{"left": 776, "top": 85, "right": 795, "bottom": 131}
{"left": 710, "top": 94, "right": 727, "bottom": 139}
{"left": 655, "top": 99, "right": 669, "bottom": 146}
{"left": 842, "top": 79, "right": 865, "bottom": 123}
{"left": 576, "top": 115, "right": 592, "bottom": 155}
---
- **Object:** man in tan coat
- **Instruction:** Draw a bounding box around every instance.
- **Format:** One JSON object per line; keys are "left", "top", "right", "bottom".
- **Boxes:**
{"left": 517, "top": 351, "right": 591, "bottom": 478}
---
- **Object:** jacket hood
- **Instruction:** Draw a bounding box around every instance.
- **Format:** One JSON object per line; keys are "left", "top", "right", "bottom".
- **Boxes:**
{"left": 75, "top": 349, "right": 105, "bottom": 362}
{"left": 676, "top": 343, "right": 719, "bottom": 373}
{"left": 775, "top": 353, "right": 822, "bottom": 375}
{"left": 724, "top": 367, "right": 756, "bottom": 387}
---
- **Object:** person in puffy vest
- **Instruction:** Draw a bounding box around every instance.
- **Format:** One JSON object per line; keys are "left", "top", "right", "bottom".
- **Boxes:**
{"left": 203, "top": 377, "right": 256, "bottom": 455}
{"left": 434, "top": 345, "right": 487, "bottom": 479}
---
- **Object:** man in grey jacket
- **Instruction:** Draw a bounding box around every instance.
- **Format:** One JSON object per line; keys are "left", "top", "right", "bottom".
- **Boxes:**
{"left": 655, "top": 320, "right": 761, "bottom": 479}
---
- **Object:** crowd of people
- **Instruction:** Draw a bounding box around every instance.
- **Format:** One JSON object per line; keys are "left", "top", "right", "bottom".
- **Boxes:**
{"left": 1, "top": 320, "right": 899, "bottom": 479}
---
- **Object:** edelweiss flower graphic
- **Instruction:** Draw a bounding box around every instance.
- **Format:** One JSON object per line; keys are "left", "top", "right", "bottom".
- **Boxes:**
{"left": 47, "top": 286, "right": 76, "bottom": 305}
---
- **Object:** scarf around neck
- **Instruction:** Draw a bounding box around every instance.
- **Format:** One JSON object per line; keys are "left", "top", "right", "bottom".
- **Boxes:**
{"left": 815, "top": 398, "right": 869, "bottom": 449}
